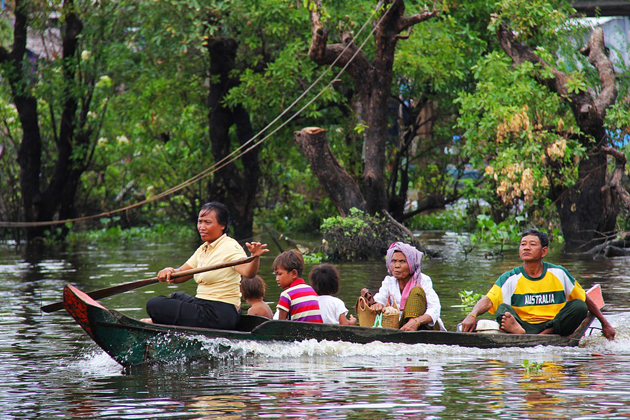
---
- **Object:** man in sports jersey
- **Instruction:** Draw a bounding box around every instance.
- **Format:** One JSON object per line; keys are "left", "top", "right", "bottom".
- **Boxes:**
{"left": 460, "top": 229, "right": 615, "bottom": 340}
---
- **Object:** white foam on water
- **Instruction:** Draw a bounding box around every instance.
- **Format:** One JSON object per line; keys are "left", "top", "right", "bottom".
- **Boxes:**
{"left": 66, "top": 347, "right": 124, "bottom": 377}
{"left": 65, "top": 311, "right": 630, "bottom": 372}
{"left": 193, "top": 335, "right": 597, "bottom": 366}
{"left": 194, "top": 312, "right": 630, "bottom": 363}
{"left": 579, "top": 311, "right": 630, "bottom": 354}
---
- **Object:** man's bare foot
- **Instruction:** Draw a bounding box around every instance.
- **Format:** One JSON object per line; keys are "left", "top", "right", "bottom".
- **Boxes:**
{"left": 539, "top": 327, "right": 553, "bottom": 335}
{"left": 500, "top": 312, "right": 525, "bottom": 334}
{"left": 140, "top": 318, "right": 153, "bottom": 324}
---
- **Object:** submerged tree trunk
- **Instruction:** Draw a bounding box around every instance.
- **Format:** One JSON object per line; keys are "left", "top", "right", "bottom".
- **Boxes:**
{"left": 294, "top": 127, "right": 366, "bottom": 216}
{"left": 49, "top": 3, "right": 87, "bottom": 232}
{"left": 497, "top": 25, "right": 622, "bottom": 251}
{"left": 207, "top": 37, "right": 260, "bottom": 240}
{"left": 3, "top": 2, "right": 43, "bottom": 236}
{"left": 307, "top": 0, "right": 437, "bottom": 215}
{"left": 1, "top": 0, "right": 89, "bottom": 241}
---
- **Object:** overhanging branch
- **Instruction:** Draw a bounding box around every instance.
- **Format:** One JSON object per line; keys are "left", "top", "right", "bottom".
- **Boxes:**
{"left": 496, "top": 22, "right": 570, "bottom": 95}
{"left": 307, "top": 0, "right": 372, "bottom": 80}
{"left": 397, "top": 7, "right": 438, "bottom": 33}
{"left": 581, "top": 27, "right": 618, "bottom": 118}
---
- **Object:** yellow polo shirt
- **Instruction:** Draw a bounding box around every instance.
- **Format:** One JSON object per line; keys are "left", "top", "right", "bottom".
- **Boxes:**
{"left": 185, "top": 234, "right": 247, "bottom": 307}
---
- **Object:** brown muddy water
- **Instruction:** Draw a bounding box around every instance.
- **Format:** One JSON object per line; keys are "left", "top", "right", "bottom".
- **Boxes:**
{"left": 1, "top": 231, "right": 629, "bottom": 419}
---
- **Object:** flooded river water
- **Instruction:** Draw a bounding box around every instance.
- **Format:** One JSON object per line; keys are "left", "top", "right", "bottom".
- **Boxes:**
{"left": 1, "top": 231, "right": 629, "bottom": 419}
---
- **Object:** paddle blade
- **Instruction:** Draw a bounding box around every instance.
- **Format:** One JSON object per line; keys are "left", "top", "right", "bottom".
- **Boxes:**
{"left": 40, "top": 278, "right": 159, "bottom": 313}
{"left": 41, "top": 301, "right": 64, "bottom": 314}
{"left": 586, "top": 283, "right": 604, "bottom": 309}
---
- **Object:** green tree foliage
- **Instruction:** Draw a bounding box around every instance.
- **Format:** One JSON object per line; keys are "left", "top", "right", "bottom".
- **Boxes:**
{"left": 456, "top": 0, "right": 630, "bottom": 241}
{"left": 390, "top": 1, "right": 494, "bottom": 222}
{"left": 0, "top": 0, "right": 133, "bottom": 239}
{"left": 88, "top": 0, "right": 337, "bottom": 231}
{"left": 2, "top": 0, "right": 629, "bottom": 248}
{"left": 457, "top": 51, "right": 587, "bottom": 223}
{"left": 83, "top": 0, "right": 213, "bottom": 225}
{"left": 0, "top": 98, "right": 21, "bottom": 238}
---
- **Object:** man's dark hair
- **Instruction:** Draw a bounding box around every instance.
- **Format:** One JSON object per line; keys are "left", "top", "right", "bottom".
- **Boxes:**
{"left": 272, "top": 250, "right": 305, "bottom": 277}
{"left": 521, "top": 228, "right": 549, "bottom": 248}
{"left": 200, "top": 201, "right": 230, "bottom": 234}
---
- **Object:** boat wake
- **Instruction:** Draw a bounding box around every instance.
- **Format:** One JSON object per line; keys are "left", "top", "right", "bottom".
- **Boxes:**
{"left": 192, "top": 311, "right": 630, "bottom": 362}
{"left": 68, "top": 349, "right": 125, "bottom": 377}
{"left": 579, "top": 312, "right": 630, "bottom": 354}
{"left": 69, "top": 311, "right": 630, "bottom": 373}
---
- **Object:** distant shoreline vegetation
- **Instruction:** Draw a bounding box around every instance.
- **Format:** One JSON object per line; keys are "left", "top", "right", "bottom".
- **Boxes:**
{"left": 66, "top": 220, "right": 196, "bottom": 244}
{"left": 55, "top": 206, "right": 563, "bottom": 251}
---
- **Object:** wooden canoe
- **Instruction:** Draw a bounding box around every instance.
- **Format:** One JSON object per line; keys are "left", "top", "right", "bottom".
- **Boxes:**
{"left": 62, "top": 284, "right": 602, "bottom": 368}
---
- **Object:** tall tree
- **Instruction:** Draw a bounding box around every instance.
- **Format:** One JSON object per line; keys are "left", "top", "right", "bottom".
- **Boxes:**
{"left": 458, "top": 0, "right": 630, "bottom": 251}
{"left": 207, "top": 37, "right": 260, "bottom": 239}
{"left": 497, "top": 25, "right": 620, "bottom": 250}
{"left": 0, "top": 0, "right": 113, "bottom": 240}
{"left": 304, "top": 0, "right": 438, "bottom": 215}
{"left": 109, "top": 0, "right": 313, "bottom": 238}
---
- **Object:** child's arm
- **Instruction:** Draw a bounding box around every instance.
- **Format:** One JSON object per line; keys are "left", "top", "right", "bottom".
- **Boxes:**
{"left": 339, "top": 313, "right": 357, "bottom": 326}
{"left": 278, "top": 308, "right": 289, "bottom": 320}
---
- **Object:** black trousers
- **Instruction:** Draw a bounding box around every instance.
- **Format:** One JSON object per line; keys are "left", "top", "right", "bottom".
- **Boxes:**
{"left": 146, "top": 292, "right": 240, "bottom": 329}
{"left": 495, "top": 299, "right": 588, "bottom": 336}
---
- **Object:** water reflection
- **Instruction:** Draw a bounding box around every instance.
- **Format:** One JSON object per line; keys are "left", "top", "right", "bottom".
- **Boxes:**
{"left": 2, "top": 233, "right": 630, "bottom": 419}
{"left": 53, "top": 331, "right": 630, "bottom": 419}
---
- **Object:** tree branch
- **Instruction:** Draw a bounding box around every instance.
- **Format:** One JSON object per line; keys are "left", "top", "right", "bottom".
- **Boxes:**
{"left": 397, "top": 7, "right": 438, "bottom": 33}
{"left": 307, "top": 0, "right": 371, "bottom": 79}
{"left": 496, "top": 22, "right": 570, "bottom": 95}
{"left": 0, "top": 47, "right": 9, "bottom": 63}
{"left": 601, "top": 146, "right": 630, "bottom": 210}
{"left": 11, "top": 0, "right": 28, "bottom": 61}
{"left": 581, "top": 27, "right": 618, "bottom": 118}
{"left": 294, "top": 127, "right": 366, "bottom": 216}
{"left": 496, "top": 22, "right": 605, "bottom": 136}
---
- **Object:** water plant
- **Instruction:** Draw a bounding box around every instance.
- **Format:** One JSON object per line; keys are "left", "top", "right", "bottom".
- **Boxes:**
{"left": 522, "top": 359, "right": 544, "bottom": 373}
{"left": 470, "top": 214, "right": 525, "bottom": 246}
{"left": 321, "top": 208, "right": 423, "bottom": 262}
{"left": 458, "top": 290, "right": 483, "bottom": 310}
{"left": 303, "top": 252, "right": 324, "bottom": 264}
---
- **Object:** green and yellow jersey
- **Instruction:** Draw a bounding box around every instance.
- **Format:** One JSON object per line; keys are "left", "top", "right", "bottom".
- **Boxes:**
{"left": 486, "top": 262, "right": 586, "bottom": 324}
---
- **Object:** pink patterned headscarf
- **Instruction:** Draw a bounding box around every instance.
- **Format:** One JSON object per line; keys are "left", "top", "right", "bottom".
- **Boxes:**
{"left": 386, "top": 242, "right": 424, "bottom": 309}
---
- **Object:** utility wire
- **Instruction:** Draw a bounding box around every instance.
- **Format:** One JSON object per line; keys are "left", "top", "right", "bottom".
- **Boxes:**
{"left": 0, "top": 1, "right": 390, "bottom": 228}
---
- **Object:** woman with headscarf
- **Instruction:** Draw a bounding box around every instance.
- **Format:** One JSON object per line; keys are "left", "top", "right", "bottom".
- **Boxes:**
{"left": 369, "top": 242, "right": 445, "bottom": 331}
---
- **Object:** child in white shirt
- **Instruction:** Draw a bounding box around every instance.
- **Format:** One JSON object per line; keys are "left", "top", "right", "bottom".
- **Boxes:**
{"left": 309, "top": 264, "right": 357, "bottom": 325}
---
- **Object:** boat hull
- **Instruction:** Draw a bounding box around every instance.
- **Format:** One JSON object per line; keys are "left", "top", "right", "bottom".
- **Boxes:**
{"left": 62, "top": 284, "right": 596, "bottom": 368}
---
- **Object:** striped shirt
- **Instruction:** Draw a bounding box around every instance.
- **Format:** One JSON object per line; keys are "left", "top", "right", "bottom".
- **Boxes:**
{"left": 486, "top": 262, "right": 586, "bottom": 324}
{"left": 277, "top": 279, "right": 323, "bottom": 323}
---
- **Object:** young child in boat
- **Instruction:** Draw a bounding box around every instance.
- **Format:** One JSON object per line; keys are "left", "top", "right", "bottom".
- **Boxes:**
{"left": 273, "top": 250, "right": 323, "bottom": 323}
{"left": 240, "top": 275, "right": 273, "bottom": 319}
{"left": 310, "top": 264, "right": 357, "bottom": 326}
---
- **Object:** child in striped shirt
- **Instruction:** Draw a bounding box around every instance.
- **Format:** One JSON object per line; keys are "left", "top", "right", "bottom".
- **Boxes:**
{"left": 273, "top": 250, "right": 323, "bottom": 323}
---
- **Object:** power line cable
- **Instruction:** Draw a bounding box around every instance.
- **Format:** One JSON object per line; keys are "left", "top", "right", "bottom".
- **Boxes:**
{"left": 0, "top": 1, "right": 389, "bottom": 228}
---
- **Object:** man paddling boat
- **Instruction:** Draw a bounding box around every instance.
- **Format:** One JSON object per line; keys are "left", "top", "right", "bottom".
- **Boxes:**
{"left": 460, "top": 228, "right": 616, "bottom": 340}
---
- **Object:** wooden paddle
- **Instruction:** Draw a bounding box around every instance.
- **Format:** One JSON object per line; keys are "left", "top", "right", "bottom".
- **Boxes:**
{"left": 41, "top": 255, "right": 257, "bottom": 313}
